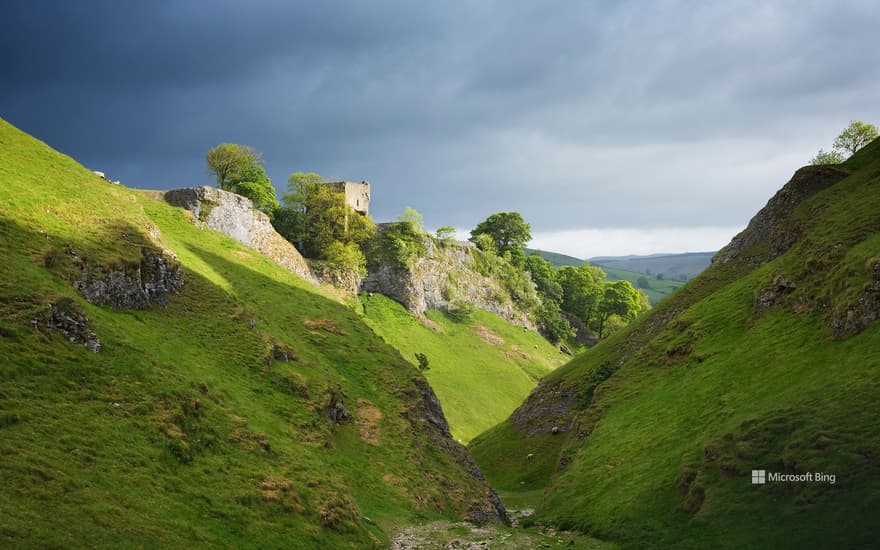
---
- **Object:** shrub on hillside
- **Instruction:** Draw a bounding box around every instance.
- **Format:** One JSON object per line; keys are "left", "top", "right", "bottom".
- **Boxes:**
{"left": 536, "top": 299, "right": 573, "bottom": 343}
{"left": 319, "top": 241, "right": 367, "bottom": 278}
{"left": 366, "top": 221, "right": 427, "bottom": 270}
{"left": 436, "top": 225, "right": 456, "bottom": 244}
{"left": 447, "top": 300, "right": 476, "bottom": 321}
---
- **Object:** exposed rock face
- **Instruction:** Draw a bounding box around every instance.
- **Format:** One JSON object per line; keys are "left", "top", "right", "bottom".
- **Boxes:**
{"left": 754, "top": 274, "right": 797, "bottom": 315}
{"left": 831, "top": 259, "right": 880, "bottom": 338}
{"left": 362, "top": 235, "right": 535, "bottom": 329}
{"left": 713, "top": 165, "right": 849, "bottom": 267}
{"left": 509, "top": 380, "right": 578, "bottom": 438}
{"left": 563, "top": 312, "right": 598, "bottom": 347}
{"left": 401, "top": 376, "right": 507, "bottom": 525}
{"left": 75, "top": 248, "right": 183, "bottom": 309}
{"left": 40, "top": 298, "right": 101, "bottom": 352}
{"left": 309, "top": 261, "right": 362, "bottom": 293}
{"left": 326, "top": 391, "right": 352, "bottom": 425}
{"left": 164, "top": 186, "right": 316, "bottom": 284}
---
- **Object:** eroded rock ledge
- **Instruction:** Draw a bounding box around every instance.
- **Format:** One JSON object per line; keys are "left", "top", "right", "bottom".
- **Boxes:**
{"left": 164, "top": 186, "right": 317, "bottom": 284}
{"left": 362, "top": 233, "right": 535, "bottom": 329}
{"left": 75, "top": 247, "right": 184, "bottom": 309}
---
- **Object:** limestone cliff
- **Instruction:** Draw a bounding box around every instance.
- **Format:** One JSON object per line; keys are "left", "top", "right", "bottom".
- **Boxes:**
{"left": 712, "top": 165, "right": 849, "bottom": 267}
{"left": 164, "top": 186, "right": 317, "bottom": 283}
{"left": 362, "top": 234, "right": 536, "bottom": 329}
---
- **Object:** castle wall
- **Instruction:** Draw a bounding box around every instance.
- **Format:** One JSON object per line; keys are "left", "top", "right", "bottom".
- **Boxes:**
{"left": 327, "top": 181, "right": 370, "bottom": 215}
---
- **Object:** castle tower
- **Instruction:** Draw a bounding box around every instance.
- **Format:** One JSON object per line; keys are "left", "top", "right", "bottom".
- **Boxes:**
{"left": 326, "top": 181, "right": 370, "bottom": 216}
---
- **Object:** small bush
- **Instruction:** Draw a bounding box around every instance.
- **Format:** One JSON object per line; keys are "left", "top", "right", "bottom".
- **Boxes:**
{"left": 436, "top": 225, "right": 456, "bottom": 243}
{"left": 470, "top": 246, "right": 497, "bottom": 277}
{"left": 580, "top": 361, "right": 618, "bottom": 406}
{"left": 447, "top": 300, "right": 475, "bottom": 321}
{"left": 366, "top": 222, "right": 427, "bottom": 270}
{"left": 320, "top": 241, "right": 367, "bottom": 278}
{"left": 415, "top": 352, "right": 430, "bottom": 371}
{"left": 472, "top": 233, "right": 497, "bottom": 256}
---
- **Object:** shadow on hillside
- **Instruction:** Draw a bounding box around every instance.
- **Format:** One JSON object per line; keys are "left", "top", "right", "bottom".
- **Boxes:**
{"left": 182, "top": 241, "right": 349, "bottom": 318}
{"left": 180, "top": 241, "right": 412, "bottom": 368}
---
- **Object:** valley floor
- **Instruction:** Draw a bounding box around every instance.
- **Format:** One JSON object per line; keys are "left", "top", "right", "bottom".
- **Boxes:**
{"left": 390, "top": 516, "right": 613, "bottom": 549}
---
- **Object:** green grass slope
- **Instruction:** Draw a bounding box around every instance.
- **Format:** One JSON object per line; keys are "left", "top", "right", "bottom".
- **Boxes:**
{"left": 359, "top": 293, "right": 565, "bottom": 443}
{"left": 0, "top": 118, "right": 501, "bottom": 548}
{"left": 471, "top": 143, "right": 880, "bottom": 548}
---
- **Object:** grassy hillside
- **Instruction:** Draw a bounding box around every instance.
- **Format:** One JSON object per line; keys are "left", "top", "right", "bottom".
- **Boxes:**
{"left": 359, "top": 293, "right": 565, "bottom": 443}
{"left": 471, "top": 143, "right": 880, "bottom": 548}
{"left": 0, "top": 118, "right": 501, "bottom": 547}
{"left": 601, "top": 266, "right": 685, "bottom": 305}
{"left": 590, "top": 252, "right": 715, "bottom": 281}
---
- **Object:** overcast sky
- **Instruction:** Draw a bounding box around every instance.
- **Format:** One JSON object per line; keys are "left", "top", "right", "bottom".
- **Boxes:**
{"left": 2, "top": 1, "right": 878, "bottom": 258}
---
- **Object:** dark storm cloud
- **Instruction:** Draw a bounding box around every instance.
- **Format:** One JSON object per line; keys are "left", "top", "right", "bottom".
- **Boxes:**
{"left": 2, "top": 0, "right": 878, "bottom": 237}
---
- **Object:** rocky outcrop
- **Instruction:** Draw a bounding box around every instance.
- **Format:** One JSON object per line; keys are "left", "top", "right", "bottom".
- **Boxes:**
{"left": 831, "top": 259, "right": 880, "bottom": 338}
{"left": 401, "top": 376, "right": 507, "bottom": 525}
{"left": 713, "top": 165, "right": 850, "bottom": 267}
{"left": 75, "top": 247, "right": 184, "bottom": 309}
{"left": 563, "top": 312, "right": 598, "bottom": 347}
{"left": 164, "top": 186, "right": 316, "bottom": 284}
{"left": 309, "top": 261, "right": 362, "bottom": 293}
{"left": 37, "top": 298, "right": 101, "bottom": 352}
{"left": 325, "top": 391, "right": 352, "bottom": 426}
{"left": 509, "top": 380, "right": 578, "bottom": 438}
{"left": 753, "top": 274, "right": 797, "bottom": 315}
{"left": 362, "top": 235, "right": 535, "bottom": 329}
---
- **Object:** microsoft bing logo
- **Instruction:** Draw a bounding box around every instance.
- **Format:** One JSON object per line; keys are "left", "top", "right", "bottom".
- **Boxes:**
{"left": 751, "top": 470, "right": 766, "bottom": 484}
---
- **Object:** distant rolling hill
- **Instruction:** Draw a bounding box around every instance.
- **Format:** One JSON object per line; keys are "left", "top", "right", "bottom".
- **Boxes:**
{"left": 589, "top": 251, "right": 715, "bottom": 281}
{"left": 600, "top": 266, "right": 684, "bottom": 305}
{"left": 526, "top": 249, "right": 685, "bottom": 305}
{"left": 525, "top": 248, "right": 584, "bottom": 267}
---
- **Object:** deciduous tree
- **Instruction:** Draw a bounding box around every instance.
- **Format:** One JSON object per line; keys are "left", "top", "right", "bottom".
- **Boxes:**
{"left": 396, "top": 207, "right": 424, "bottom": 233}
{"left": 810, "top": 148, "right": 845, "bottom": 166}
{"left": 596, "top": 280, "right": 643, "bottom": 337}
{"left": 470, "top": 212, "right": 531, "bottom": 260}
{"left": 231, "top": 164, "right": 278, "bottom": 215}
{"left": 206, "top": 143, "right": 262, "bottom": 190}
{"left": 206, "top": 144, "right": 277, "bottom": 215}
{"left": 558, "top": 263, "right": 605, "bottom": 326}
{"left": 274, "top": 172, "right": 325, "bottom": 245}
{"left": 302, "top": 183, "right": 374, "bottom": 259}
{"left": 832, "top": 120, "right": 878, "bottom": 156}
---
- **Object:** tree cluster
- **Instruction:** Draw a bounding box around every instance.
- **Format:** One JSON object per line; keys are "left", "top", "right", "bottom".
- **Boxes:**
{"left": 466, "top": 210, "right": 649, "bottom": 343}
{"left": 810, "top": 120, "right": 878, "bottom": 165}
{"left": 470, "top": 212, "right": 532, "bottom": 267}
{"left": 525, "top": 254, "right": 649, "bottom": 341}
{"left": 206, "top": 144, "right": 279, "bottom": 215}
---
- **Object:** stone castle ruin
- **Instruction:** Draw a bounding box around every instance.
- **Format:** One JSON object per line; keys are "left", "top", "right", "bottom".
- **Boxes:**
{"left": 325, "top": 181, "right": 370, "bottom": 216}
